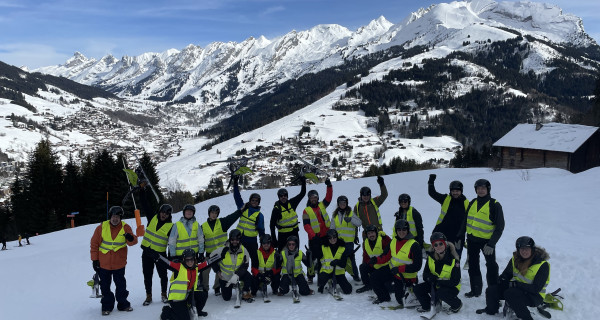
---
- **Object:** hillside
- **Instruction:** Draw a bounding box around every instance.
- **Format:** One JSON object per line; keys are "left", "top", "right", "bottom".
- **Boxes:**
{"left": 1, "top": 167, "right": 598, "bottom": 319}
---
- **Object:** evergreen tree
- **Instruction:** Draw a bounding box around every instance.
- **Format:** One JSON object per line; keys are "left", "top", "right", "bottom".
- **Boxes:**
{"left": 61, "top": 154, "right": 84, "bottom": 224}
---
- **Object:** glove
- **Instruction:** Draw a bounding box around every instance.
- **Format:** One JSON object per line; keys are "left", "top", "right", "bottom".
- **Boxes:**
{"left": 377, "top": 175, "right": 384, "bottom": 185}
{"left": 343, "top": 216, "right": 352, "bottom": 223}
{"left": 354, "top": 237, "right": 359, "bottom": 245}
{"left": 226, "top": 274, "right": 239, "bottom": 287}
{"left": 299, "top": 175, "right": 307, "bottom": 183}
{"left": 483, "top": 244, "right": 495, "bottom": 255}
{"left": 232, "top": 174, "right": 240, "bottom": 184}
{"left": 509, "top": 281, "right": 518, "bottom": 288}
{"left": 390, "top": 266, "right": 400, "bottom": 276}
{"left": 368, "top": 256, "right": 378, "bottom": 267}
{"left": 241, "top": 202, "right": 251, "bottom": 212}
{"left": 124, "top": 233, "right": 134, "bottom": 242}
{"left": 197, "top": 252, "right": 205, "bottom": 262}
{"left": 92, "top": 260, "right": 100, "bottom": 272}
{"left": 428, "top": 174, "right": 436, "bottom": 184}
{"left": 455, "top": 240, "right": 462, "bottom": 251}
{"left": 424, "top": 273, "right": 437, "bottom": 284}
{"left": 325, "top": 178, "right": 332, "bottom": 187}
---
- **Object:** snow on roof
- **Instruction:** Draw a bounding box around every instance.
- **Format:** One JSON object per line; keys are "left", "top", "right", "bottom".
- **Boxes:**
{"left": 493, "top": 122, "right": 599, "bottom": 153}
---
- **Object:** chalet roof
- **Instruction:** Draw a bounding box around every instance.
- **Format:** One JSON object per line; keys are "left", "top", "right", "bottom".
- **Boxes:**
{"left": 493, "top": 123, "right": 599, "bottom": 153}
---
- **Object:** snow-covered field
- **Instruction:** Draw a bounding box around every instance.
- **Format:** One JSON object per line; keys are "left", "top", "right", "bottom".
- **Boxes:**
{"left": 1, "top": 167, "right": 596, "bottom": 319}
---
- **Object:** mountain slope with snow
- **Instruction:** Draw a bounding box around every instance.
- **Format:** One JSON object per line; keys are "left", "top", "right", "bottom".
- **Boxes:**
{"left": 1, "top": 167, "right": 597, "bottom": 319}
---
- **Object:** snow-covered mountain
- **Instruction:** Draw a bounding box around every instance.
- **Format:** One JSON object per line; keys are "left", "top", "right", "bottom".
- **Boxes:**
{"left": 1, "top": 167, "right": 597, "bottom": 319}
{"left": 35, "top": 0, "right": 595, "bottom": 106}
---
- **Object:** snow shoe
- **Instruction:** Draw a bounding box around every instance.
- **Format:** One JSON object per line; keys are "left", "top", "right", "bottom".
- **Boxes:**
{"left": 161, "top": 292, "right": 168, "bottom": 303}
{"left": 102, "top": 310, "right": 111, "bottom": 316}
{"left": 143, "top": 293, "right": 152, "bottom": 306}
{"left": 355, "top": 285, "right": 371, "bottom": 293}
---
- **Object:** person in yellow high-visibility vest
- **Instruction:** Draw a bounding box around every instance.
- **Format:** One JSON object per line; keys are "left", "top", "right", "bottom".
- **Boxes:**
{"left": 330, "top": 195, "right": 362, "bottom": 282}
{"left": 356, "top": 224, "right": 392, "bottom": 299}
{"left": 90, "top": 206, "right": 138, "bottom": 316}
{"left": 457, "top": 179, "right": 505, "bottom": 298}
{"left": 354, "top": 176, "right": 387, "bottom": 235}
{"left": 414, "top": 232, "right": 462, "bottom": 316}
{"left": 269, "top": 176, "right": 306, "bottom": 251}
{"left": 316, "top": 229, "right": 352, "bottom": 294}
{"left": 393, "top": 193, "right": 424, "bottom": 247}
{"left": 302, "top": 178, "right": 333, "bottom": 284}
{"left": 476, "top": 236, "right": 550, "bottom": 320}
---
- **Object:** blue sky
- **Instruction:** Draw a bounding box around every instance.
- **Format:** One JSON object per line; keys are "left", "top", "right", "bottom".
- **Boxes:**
{"left": 1, "top": 0, "right": 599, "bottom": 69}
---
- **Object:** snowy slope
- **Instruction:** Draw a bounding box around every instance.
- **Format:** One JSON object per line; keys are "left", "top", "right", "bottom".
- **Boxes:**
{"left": 1, "top": 167, "right": 597, "bottom": 319}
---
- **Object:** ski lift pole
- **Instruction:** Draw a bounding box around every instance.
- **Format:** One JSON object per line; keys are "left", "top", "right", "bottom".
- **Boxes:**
{"left": 122, "top": 158, "right": 145, "bottom": 237}
{"left": 132, "top": 153, "right": 160, "bottom": 203}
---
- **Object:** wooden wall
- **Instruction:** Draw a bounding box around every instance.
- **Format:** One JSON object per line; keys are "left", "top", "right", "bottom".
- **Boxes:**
{"left": 499, "top": 147, "right": 569, "bottom": 170}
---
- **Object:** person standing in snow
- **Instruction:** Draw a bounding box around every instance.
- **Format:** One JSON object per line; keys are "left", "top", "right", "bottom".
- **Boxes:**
{"left": 354, "top": 176, "right": 387, "bottom": 235}
{"left": 393, "top": 193, "right": 425, "bottom": 247}
{"left": 154, "top": 248, "right": 213, "bottom": 319}
{"left": 415, "top": 232, "right": 462, "bottom": 315}
{"left": 90, "top": 206, "right": 138, "bottom": 316}
{"left": 270, "top": 176, "right": 307, "bottom": 251}
{"left": 201, "top": 203, "right": 244, "bottom": 296}
{"left": 330, "top": 195, "right": 362, "bottom": 282}
{"left": 210, "top": 229, "right": 254, "bottom": 302}
{"left": 232, "top": 175, "right": 265, "bottom": 272}
{"left": 427, "top": 174, "right": 469, "bottom": 257}
{"left": 476, "top": 236, "right": 550, "bottom": 320}
{"left": 302, "top": 178, "right": 333, "bottom": 283}
{"left": 458, "top": 179, "right": 504, "bottom": 298}
{"left": 140, "top": 201, "right": 173, "bottom": 306}
{"left": 167, "top": 204, "right": 205, "bottom": 262}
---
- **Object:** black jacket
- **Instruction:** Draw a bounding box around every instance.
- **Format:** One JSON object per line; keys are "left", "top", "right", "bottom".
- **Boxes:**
{"left": 499, "top": 247, "right": 550, "bottom": 296}
{"left": 269, "top": 180, "right": 307, "bottom": 243}
{"left": 394, "top": 207, "right": 424, "bottom": 246}
{"left": 458, "top": 194, "right": 505, "bottom": 247}
{"left": 428, "top": 182, "right": 468, "bottom": 243}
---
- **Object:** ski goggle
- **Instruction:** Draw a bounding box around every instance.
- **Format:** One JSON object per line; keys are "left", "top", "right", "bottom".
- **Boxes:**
{"left": 184, "top": 257, "right": 195, "bottom": 263}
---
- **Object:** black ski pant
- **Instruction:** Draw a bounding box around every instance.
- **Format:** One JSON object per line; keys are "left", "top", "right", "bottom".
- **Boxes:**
{"left": 307, "top": 236, "right": 326, "bottom": 278}
{"left": 414, "top": 281, "right": 461, "bottom": 310}
{"left": 466, "top": 236, "right": 498, "bottom": 295}
{"left": 279, "top": 274, "right": 312, "bottom": 295}
{"left": 241, "top": 236, "right": 259, "bottom": 270}
{"left": 160, "top": 290, "right": 208, "bottom": 320}
{"left": 485, "top": 282, "right": 542, "bottom": 320}
{"left": 98, "top": 267, "right": 130, "bottom": 312}
{"left": 142, "top": 251, "right": 168, "bottom": 295}
{"left": 317, "top": 272, "right": 352, "bottom": 294}
{"left": 252, "top": 273, "right": 281, "bottom": 295}
{"left": 200, "top": 264, "right": 220, "bottom": 292}
{"left": 344, "top": 242, "right": 359, "bottom": 278}
{"left": 218, "top": 272, "right": 253, "bottom": 301}
{"left": 359, "top": 263, "right": 375, "bottom": 286}
{"left": 276, "top": 230, "right": 299, "bottom": 252}
{"left": 370, "top": 267, "right": 393, "bottom": 301}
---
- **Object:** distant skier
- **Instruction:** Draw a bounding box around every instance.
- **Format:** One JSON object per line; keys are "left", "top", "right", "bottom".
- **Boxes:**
{"left": 415, "top": 232, "right": 462, "bottom": 317}
{"left": 18, "top": 234, "right": 22, "bottom": 247}
{"left": 270, "top": 175, "right": 307, "bottom": 251}
{"left": 457, "top": 179, "right": 504, "bottom": 298}
{"left": 90, "top": 206, "right": 137, "bottom": 315}
{"left": 302, "top": 178, "right": 333, "bottom": 283}
{"left": 1, "top": 235, "right": 6, "bottom": 250}
{"left": 24, "top": 232, "right": 30, "bottom": 245}
{"left": 393, "top": 193, "right": 425, "bottom": 247}
{"left": 354, "top": 176, "right": 387, "bottom": 235}
{"left": 428, "top": 174, "right": 469, "bottom": 257}
{"left": 330, "top": 195, "right": 362, "bottom": 282}
{"left": 476, "top": 236, "right": 550, "bottom": 320}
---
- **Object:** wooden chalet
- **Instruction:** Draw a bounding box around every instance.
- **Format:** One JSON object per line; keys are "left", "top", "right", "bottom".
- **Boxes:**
{"left": 493, "top": 123, "right": 600, "bottom": 173}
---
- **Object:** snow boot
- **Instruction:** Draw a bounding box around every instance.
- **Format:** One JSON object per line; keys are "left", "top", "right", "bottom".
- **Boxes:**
{"left": 214, "top": 287, "right": 221, "bottom": 296}
{"left": 449, "top": 301, "right": 463, "bottom": 313}
{"left": 102, "top": 310, "right": 111, "bottom": 316}
{"left": 465, "top": 290, "right": 481, "bottom": 298}
{"left": 161, "top": 292, "right": 168, "bottom": 303}
{"left": 355, "top": 285, "right": 371, "bottom": 293}
{"left": 143, "top": 293, "right": 152, "bottom": 306}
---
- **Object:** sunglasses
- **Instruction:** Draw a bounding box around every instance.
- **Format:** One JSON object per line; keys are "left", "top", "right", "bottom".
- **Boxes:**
{"left": 397, "top": 228, "right": 409, "bottom": 231}
{"left": 433, "top": 242, "right": 445, "bottom": 247}
{"left": 279, "top": 193, "right": 288, "bottom": 198}
{"left": 400, "top": 200, "right": 409, "bottom": 203}
{"left": 184, "top": 257, "right": 195, "bottom": 263}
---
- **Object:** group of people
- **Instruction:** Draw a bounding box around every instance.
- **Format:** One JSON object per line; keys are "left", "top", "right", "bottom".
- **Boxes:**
{"left": 89, "top": 172, "right": 550, "bottom": 320}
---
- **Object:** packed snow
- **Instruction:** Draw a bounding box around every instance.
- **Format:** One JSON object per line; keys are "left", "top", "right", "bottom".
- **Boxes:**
{"left": 1, "top": 167, "right": 596, "bottom": 319}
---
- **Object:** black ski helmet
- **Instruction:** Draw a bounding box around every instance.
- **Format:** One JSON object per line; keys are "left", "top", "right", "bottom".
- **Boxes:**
{"left": 286, "top": 235, "right": 299, "bottom": 249}
{"left": 108, "top": 206, "right": 124, "bottom": 218}
{"left": 337, "top": 195, "right": 349, "bottom": 205}
{"left": 430, "top": 232, "right": 447, "bottom": 244}
{"left": 277, "top": 188, "right": 289, "bottom": 198}
{"left": 360, "top": 186, "right": 371, "bottom": 197}
{"left": 449, "top": 180, "right": 463, "bottom": 192}
{"left": 229, "top": 229, "right": 242, "bottom": 241}
{"left": 398, "top": 193, "right": 411, "bottom": 205}
{"left": 182, "top": 248, "right": 196, "bottom": 261}
{"left": 261, "top": 234, "right": 272, "bottom": 245}
{"left": 159, "top": 204, "right": 173, "bottom": 215}
{"left": 394, "top": 219, "right": 410, "bottom": 232}
{"left": 249, "top": 193, "right": 261, "bottom": 203}
{"left": 308, "top": 190, "right": 319, "bottom": 199}
{"left": 183, "top": 204, "right": 196, "bottom": 215}
{"left": 515, "top": 236, "right": 535, "bottom": 250}
{"left": 326, "top": 229, "right": 339, "bottom": 240}
{"left": 474, "top": 179, "right": 491, "bottom": 193}
{"left": 364, "top": 224, "right": 378, "bottom": 235}
{"left": 208, "top": 205, "right": 220, "bottom": 215}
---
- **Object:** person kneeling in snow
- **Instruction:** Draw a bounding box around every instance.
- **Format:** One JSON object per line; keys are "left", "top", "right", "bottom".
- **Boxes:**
{"left": 210, "top": 228, "right": 254, "bottom": 302}
{"left": 476, "top": 236, "right": 550, "bottom": 320}
{"left": 154, "top": 248, "right": 216, "bottom": 319}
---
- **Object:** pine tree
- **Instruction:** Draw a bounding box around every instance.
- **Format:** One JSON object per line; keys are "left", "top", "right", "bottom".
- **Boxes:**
{"left": 61, "top": 154, "right": 83, "bottom": 224}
